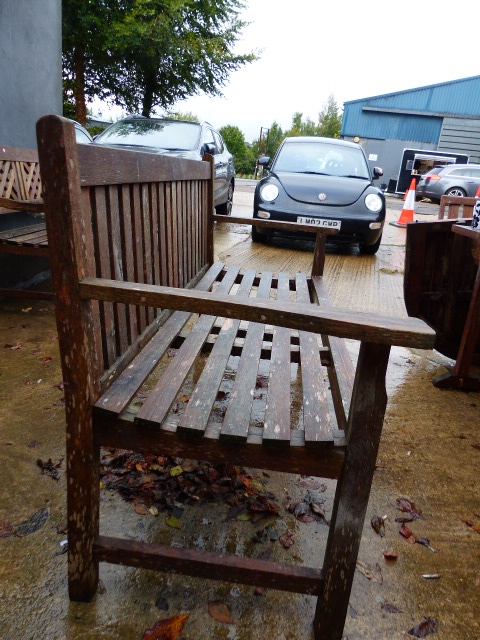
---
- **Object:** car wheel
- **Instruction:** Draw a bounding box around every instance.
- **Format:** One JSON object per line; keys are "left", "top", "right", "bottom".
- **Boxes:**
{"left": 359, "top": 233, "right": 382, "bottom": 255}
{"left": 251, "top": 225, "right": 269, "bottom": 243}
{"left": 445, "top": 187, "right": 466, "bottom": 197}
{"left": 216, "top": 181, "right": 233, "bottom": 216}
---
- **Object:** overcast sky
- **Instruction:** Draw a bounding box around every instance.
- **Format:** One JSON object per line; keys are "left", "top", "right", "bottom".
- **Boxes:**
{"left": 94, "top": 0, "right": 480, "bottom": 142}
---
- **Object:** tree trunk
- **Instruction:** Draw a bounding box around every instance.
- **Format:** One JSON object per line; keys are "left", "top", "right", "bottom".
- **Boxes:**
{"left": 142, "top": 71, "right": 157, "bottom": 117}
{"left": 73, "top": 41, "right": 87, "bottom": 126}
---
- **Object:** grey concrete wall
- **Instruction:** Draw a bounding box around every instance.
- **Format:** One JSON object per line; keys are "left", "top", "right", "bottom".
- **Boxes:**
{"left": 0, "top": 0, "right": 61, "bottom": 293}
{"left": 0, "top": 0, "right": 62, "bottom": 150}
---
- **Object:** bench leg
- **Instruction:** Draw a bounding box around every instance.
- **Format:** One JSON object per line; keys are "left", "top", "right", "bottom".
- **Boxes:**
{"left": 314, "top": 343, "right": 390, "bottom": 640}
{"left": 67, "top": 410, "right": 100, "bottom": 601}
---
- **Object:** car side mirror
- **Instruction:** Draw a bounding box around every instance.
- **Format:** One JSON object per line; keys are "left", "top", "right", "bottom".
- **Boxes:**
{"left": 373, "top": 167, "right": 383, "bottom": 179}
{"left": 258, "top": 156, "right": 270, "bottom": 167}
{"left": 202, "top": 143, "right": 216, "bottom": 156}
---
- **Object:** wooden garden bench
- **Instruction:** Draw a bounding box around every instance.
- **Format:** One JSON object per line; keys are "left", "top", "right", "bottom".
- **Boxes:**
{"left": 0, "top": 145, "right": 51, "bottom": 299}
{"left": 37, "top": 115, "right": 435, "bottom": 640}
{"left": 438, "top": 194, "right": 476, "bottom": 220}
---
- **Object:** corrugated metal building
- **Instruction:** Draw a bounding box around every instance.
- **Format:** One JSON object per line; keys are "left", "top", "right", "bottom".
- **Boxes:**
{"left": 341, "top": 76, "right": 480, "bottom": 192}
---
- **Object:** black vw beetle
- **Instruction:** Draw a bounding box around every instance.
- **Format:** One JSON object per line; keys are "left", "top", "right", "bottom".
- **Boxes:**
{"left": 253, "top": 136, "right": 385, "bottom": 254}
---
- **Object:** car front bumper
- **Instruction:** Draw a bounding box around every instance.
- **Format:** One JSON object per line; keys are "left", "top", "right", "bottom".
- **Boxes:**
{"left": 254, "top": 203, "right": 384, "bottom": 246}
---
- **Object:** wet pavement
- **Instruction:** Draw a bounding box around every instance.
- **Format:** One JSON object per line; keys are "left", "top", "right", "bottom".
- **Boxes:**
{"left": 1, "top": 182, "right": 479, "bottom": 639}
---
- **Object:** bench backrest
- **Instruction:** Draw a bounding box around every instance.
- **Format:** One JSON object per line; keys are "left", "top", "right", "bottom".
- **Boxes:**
{"left": 0, "top": 145, "right": 42, "bottom": 203}
{"left": 37, "top": 115, "right": 214, "bottom": 391}
{"left": 438, "top": 194, "right": 476, "bottom": 219}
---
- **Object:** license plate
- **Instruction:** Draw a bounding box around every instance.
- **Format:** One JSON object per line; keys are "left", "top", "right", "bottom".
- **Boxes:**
{"left": 297, "top": 216, "right": 341, "bottom": 230}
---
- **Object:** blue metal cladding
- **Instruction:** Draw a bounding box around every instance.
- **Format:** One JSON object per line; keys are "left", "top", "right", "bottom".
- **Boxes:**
{"left": 341, "top": 75, "right": 480, "bottom": 143}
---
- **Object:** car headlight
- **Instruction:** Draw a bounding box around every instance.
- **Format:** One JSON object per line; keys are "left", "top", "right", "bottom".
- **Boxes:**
{"left": 365, "top": 193, "right": 383, "bottom": 213}
{"left": 260, "top": 183, "right": 279, "bottom": 202}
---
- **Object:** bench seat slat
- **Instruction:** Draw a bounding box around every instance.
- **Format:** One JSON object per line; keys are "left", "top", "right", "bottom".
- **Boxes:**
{"left": 0, "top": 222, "right": 46, "bottom": 241}
{"left": 94, "top": 262, "right": 225, "bottom": 418}
{"left": 311, "top": 276, "right": 355, "bottom": 430}
{"left": 220, "top": 271, "right": 273, "bottom": 442}
{"left": 2, "top": 231, "right": 48, "bottom": 247}
{"left": 177, "top": 269, "right": 257, "bottom": 437}
{"left": 295, "top": 273, "right": 333, "bottom": 445}
{"left": 263, "top": 273, "right": 292, "bottom": 445}
{"left": 134, "top": 265, "right": 240, "bottom": 428}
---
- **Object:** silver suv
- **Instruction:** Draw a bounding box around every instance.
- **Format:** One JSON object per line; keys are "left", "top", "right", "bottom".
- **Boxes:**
{"left": 94, "top": 116, "right": 235, "bottom": 215}
{"left": 416, "top": 163, "right": 480, "bottom": 202}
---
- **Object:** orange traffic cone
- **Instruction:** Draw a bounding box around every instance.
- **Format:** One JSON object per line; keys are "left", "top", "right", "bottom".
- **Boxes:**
{"left": 475, "top": 185, "right": 480, "bottom": 198}
{"left": 390, "top": 179, "right": 416, "bottom": 228}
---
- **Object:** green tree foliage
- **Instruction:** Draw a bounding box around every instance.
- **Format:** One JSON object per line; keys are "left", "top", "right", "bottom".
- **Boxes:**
{"left": 265, "top": 121, "right": 284, "bottom": 158}
{"left": 165, "top": 111, "right": 200, "bottom": 122}
{"left": 284, "top": 96, "right": 342, "bottom": 140}
{"left": 63, "top": 0, "right": 257, "bottom": 124}
{"left": 219, "top": 125, "right": 256, "bottom": 176}
{"left": 317, "top": 94, "right": 343, "bottom": 138}
{"left": 219, "top": 124, "right": 246, "bottom": 160}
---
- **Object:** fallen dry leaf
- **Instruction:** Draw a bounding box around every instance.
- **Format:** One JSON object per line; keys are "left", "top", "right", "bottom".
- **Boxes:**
{"left": 208, "top": 600, "right": 234, "bottom": 624}
{"left": 381, "top": 602, "right": 402, "bottom": 613}
{"left": 396, "top": 497, "right": 424, "bottom": 521}
{"left": 407, "top": 617, "right": 438, "bottom": 638}
{"left": 15, "top": 507, "right": 50, "bottom": 535}
{"left": 165, "top": 516, "right": 181, "bottom": 529}
{"left": 296, "top": 477, "right": 327, "bottom": 491}
{"left": 37, "top": 458, "right": 62, "bottom": 481}
{"left": 142, "top": 613, "right": 189, "bottom": 640}
{"left": 356, "top": 560, "right": 383, "bottom": 583}
{"left": 0, "top": 521, "right": 16, "bottom": 538}
{"left": 4, "top": 342, "right": 23, "bottom": 350}
{"left": 279, "top": 530, "right": 295, "bottom": 549}
{"left": 399, "top": 525, "right": 435, "bottom": 552}
{"left": 371, "top": 515, "right": 386, "bottom": 537}
{"left": 383, "top": 548, "right": 398, "bottom": 561}
{"left": 134, "top": 504, "right": 150, "bottom": 515}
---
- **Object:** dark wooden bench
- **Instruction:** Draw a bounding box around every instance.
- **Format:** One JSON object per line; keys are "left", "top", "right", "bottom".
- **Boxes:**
{"left": 0, "top": 145, "right": 52, "bottom": 299}
{"left": 37, "top": 115, "right": 435, "bottom": 640}
{"left": 438, "top": 194, "right": 476, "bottom": 220}
{"left": 405, "top": 213, "right": 480, "bottom": 391}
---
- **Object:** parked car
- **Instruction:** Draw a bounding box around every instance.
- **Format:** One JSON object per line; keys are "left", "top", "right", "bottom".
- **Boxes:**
{"left": 94, "top": 116, "right": 235, "bottom": 215}
{"left": 73, "top": 120, "right": 94, "bottom": 144}
{"left": 253, "top": 136, "right": 385, "bottom": 254}
{"left": 416, "top": 163, "right": 480, "bottom": 202}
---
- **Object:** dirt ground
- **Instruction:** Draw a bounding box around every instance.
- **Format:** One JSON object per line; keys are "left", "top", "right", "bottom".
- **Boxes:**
{"left": 0, "top": 185, "right": 479, "bottom": 640}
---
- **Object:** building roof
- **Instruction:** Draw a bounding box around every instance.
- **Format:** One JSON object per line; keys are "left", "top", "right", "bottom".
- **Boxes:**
{"left": 341, "top": 75, "right": 480, "bottom": 142}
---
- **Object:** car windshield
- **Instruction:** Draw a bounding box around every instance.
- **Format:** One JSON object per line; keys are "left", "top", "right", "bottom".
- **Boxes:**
{"left": 95, "top": 120, "right": 201, "bottom": 151}
{"left": 273, "top": 141, "right": 370, "bottom": 179}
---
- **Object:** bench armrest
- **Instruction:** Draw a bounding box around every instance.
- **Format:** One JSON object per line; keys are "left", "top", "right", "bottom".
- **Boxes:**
{"left": 212, "top": 213, "right": 336, "bottom": 277}
{"left": 79, "top": 277, "right": 435, "bottom": 349}
{"left": 212, "top": 213, "right": 339, "bottom": 237}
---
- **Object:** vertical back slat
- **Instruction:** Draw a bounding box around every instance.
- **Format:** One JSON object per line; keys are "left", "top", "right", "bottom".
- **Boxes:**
{"left": 156, "top": 182, "right": 168, "bottom": 288}
{"left": 141, "top": 183, "right": 154, "bottom": 325}
{"left": 131, "top": 184, "right": 147, "bottom": 332}
{"left": 91, "top": 186, "right": 117, "bottom": 367}
{"left": 108, "top": 186, "right": 129, "bottom": 356}
{"left": 150, "top": 183, "right": 161, "bottom": 291}
{"left": 119, "top": 184, "right": 138, "bottom": 344}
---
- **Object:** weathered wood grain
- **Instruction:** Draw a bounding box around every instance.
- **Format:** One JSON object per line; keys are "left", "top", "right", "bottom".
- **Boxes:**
{"left": 263, "top": 272, "right": 292, "bottom": 445}
{"left": 79, "top": 277, "right": 436, "bottom": 348}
